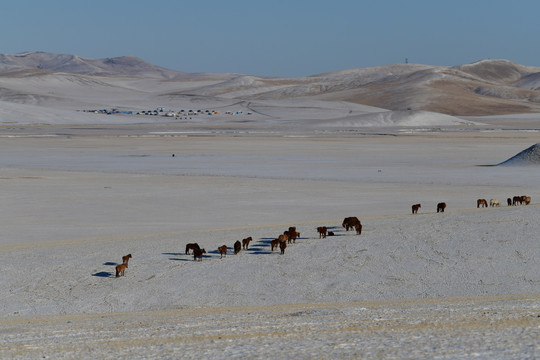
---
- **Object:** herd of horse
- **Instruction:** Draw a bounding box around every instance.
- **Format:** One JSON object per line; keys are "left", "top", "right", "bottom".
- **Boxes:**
{"left": 113, "top": 194, "right": 532, "bottom": 276}
{"left": 411, "top": 195, "right": 532, "bottom": 214}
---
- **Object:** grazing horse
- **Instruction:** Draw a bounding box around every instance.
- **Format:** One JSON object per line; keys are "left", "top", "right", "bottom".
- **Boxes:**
{"left": 279, "top": 241, "right": 287, "bottom": 255}
{"left": 522, "top": 195, "right": 531, "bottom": 205}
{"left": 218, "top": 245, "right": 227, "bottom": 258}
{"left": 412, "top": 204, "right": 421, "bottom": 214}
{"left": 342, "top": 217, "right": 361, "bottom": 231}
{"left": 185, "top": 243, "right": 201, "bottom": 255}
{"left": 115, "top": 263, "right": 127, "bottom": 277}
{"left": 490, "top": 199, "right": 500, "bottom": 207}
{"left": 355, "top": 223, "right": 362, "bottom": 235}
{"left": 242, "top": 237, "right": 253, "bottom": 250}
{"left": 477, "top": 199, "right": 488, "bottom": 208}
{"left": 507, "top": 198, "right": 512, "bottom": 206}
{"left": 437, "top": 202, "right": 446, "bottom": 213}
{"left": 234, "top": 240, "right": 242, "bottom": 254}
{"left": 317, "top": 226, "right": 327, "bottom": 239}
{"left": 193, "top": 248, "right": 206, "bottom": 261}
{"left": 513, "top": 196, "right": 522, "bottom": 206}
{"left": 271, "top": 239, "right": 280, "bottom": 251}
{"left": 122, "top": 254, "right": 132, "bottom": 265}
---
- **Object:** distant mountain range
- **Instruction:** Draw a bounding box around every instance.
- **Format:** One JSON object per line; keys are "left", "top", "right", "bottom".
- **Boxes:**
{"left": 0, "top": 52, "right": 185, "bottom": 79}
{"left": 2, "top": 51, "right": 540, "bottom": 116}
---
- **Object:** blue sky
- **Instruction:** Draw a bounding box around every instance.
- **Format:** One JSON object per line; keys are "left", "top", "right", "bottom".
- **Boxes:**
{"left": 2, "top": 0, "right": 539, "bottom": 77}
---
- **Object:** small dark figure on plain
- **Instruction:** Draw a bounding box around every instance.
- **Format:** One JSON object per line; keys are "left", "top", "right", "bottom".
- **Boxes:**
{"left": 234, "top": 240, "right": 242, "bottom": 254}
{"left": 218, "top": 245, "right": 227, "bottom": 258}
{"left": 317, "top": 226, "right": 327, "bottom": 239}
{"left": 193, "top": 248, "right": 206, "bottom": 261}
{"left": 507, "top": 198, "right": 512, "bottom": 206}
{"left": 412, "top": 204, "right": 421, "bottom": 214}
{"left": 327, "top": 231, "right": 335, "bottom": 236}
{"left": 437, "top": 202, "right": 446, "bottom": 213}
{"left": 279, "top": 241, "right": 287, "bottom": 255}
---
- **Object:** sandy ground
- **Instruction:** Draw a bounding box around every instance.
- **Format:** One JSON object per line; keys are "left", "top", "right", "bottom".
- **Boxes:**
{"left": 0, "top": 124, "right": 539, "bottom": 358}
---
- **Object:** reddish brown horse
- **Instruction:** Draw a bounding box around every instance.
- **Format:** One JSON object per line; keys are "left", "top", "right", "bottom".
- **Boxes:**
{"left": 317, "top": 226, "right": 327, "bottom": 238}
{"left": 522, "top": 195, "right": 531, "bottom": 205}
{"left": 411, "top": 204, "right": 421, "bottom": 214}
{"left": 271, "top": 239, "right": 280, "bottom": 251}
{"left": 218, "top": 245, "right": 227, "bottom": 258}
{"left": 437, "top": 202, "right": 446, "bottom": 213}
{"left": 342, "top": 217, "right": 360, "bottom": 231}
{"left": 242, "top": 237, "right": 253, "bottom": 250}
{"left": 115, "top": 263, "right": 128, "bottom": 277}
{"left": 193, "top": 248, "right": 206, "bottom": 261}
{"left": 477, "top": 199, "right": 488, "bottom": 208}
{"left": 122, "top": 254, "right": 132, "bottom": 265}
{"left": 234, "top": 240, "right": 242, "bottom": 254}
{"left": 185, "top": 243, "right": 201, "bottom": 255}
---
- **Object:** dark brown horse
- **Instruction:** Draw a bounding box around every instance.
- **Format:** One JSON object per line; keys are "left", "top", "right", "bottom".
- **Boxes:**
{"left": 411, "top": 204, "right": 421, "bottom": 214}
{"left": 477, "top": 199, "right": 488, "bottom": 208}
{"left": 437, "top": 202, "right": 446, "bottom": 213}
{"left": 218, "top": 245, "right": 227, "bottom": 258}
{"left": 342, "top": 217, "right": 361, "bottom": 231}
{"left": 193, "top": 248, "right": 206, "bottom": 261}
{"left": 185, "top": 243, "right": 201, "bottom": 255}
{"left": 234, "top": 240, "right": 242, "bottom": 254}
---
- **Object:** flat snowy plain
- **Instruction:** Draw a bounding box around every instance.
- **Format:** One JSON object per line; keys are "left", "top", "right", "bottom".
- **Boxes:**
{"left": 0, "top": 102, "right": 539, "bottom": 358}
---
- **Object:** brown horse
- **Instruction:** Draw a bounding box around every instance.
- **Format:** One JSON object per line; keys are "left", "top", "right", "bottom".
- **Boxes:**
{"left": 122, "top": 254, "right": 132, "bottom": 265}
{"left": 271, "top": 239, "right": 280, "bottom": 251}
{"left": 411, "top": 204, "right": 421, "bottom": 214}
{"left": 218, "top": 245, "right": 227, "bottom": 258}
{"left": 115, "top": 263, "right": 128, "bottom": 277}
{"left": 242, "top": 237, "right": 253, "bottom": 250}
{"left": 317, "top": 226, "right": 327, "bottom": 238}
{"left": 355, "top": 223, "right": 362, "bottom": 235}
{"left": 342, "top": 217, "right": 360, "bottom": 231}
{"left": 234, "top": 240, "right": 242, "bottom": 254}
{"left": 513, "top": 196, "right": 522, "bottom": 206}
{"left": 185, "top": 243, "right": 201, "bottom": 255}
{"left": 193, "top": 248, "right": 206, "bottom": 261}
{"left": 287, "top": 227, "right": 298, "bottom": 243}
{"left": 279, "top": 241, "right": 287, "bottom": 255}
{"left": 507, "top": 198, "right": 512, "bottom": 206}
{"left": 477, "top": 199, "right": 488, "bottom": 208}
{"left": 437, "top": 202, "right": 446, "bottom": 213}
{"left": 522, "top": 195, "right": 531, "bottom": 205}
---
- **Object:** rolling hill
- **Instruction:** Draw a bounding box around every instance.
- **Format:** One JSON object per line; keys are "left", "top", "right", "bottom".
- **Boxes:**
{"left": 2, "top": 52, "right": 540, "bottom": 116}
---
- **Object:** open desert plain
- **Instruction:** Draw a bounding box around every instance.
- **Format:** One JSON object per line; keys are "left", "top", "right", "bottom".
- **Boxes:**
{"left": 0, "top": 53, "right": 539, "bottom": 359}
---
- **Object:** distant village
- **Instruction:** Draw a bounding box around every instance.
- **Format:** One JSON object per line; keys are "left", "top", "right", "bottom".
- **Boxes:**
{"left": 80, "top": 107, "right": 253, "bottom": 118}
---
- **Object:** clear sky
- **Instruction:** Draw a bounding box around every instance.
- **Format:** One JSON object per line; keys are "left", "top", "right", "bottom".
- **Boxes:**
{"left": 2, "top": 0, "right": 539, "bottom": 77}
